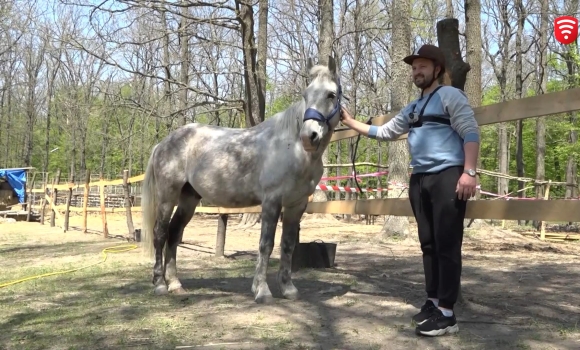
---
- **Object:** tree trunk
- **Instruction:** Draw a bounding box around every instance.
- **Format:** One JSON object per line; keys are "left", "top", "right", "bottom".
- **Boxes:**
{"left": 236, "top": 0, "right": 267, "bottom": 227}
{"left": 179, "top": 1, "right": 190, "bottom": 126}
{"left": 562, "top": 0, "right": 579, "bottom": 206}
{"left": 436, "top": 19, "right": 470, "bottom": 90}
{"left": 161, "top": 7, "right": 173, "bottom": 131}
{"left": 381, "top": 0, "right": 411, "bottom": 238}
{"left": 311, "top": 0, "right": 335, "bottom": 207}
{"left": 463, "top": 0, "right": 483, "bottom": 229}
{"left": 436, "top": 17, "right": 475, "bottom": 305}
{"left": 496, "top": 2, "right": 511, "bottom": 199}
{"left": 534, "top": 0, "right": 548, "bottom": 229}
{"left": 445, "top": 0, "right": 454, "bottom": 18}
{"left": 515, "top": 0, "right": 526, "bottom": 224}
{"left": 235, "top": 0, "right": 263, "bottom": 127}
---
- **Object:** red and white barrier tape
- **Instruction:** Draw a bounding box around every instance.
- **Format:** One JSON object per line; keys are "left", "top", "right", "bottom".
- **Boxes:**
{"left": 316, "top": 180, "right": 408, "bottom": 193}
{"left": 320, "top": 170, "right": 389, "bottom": 182}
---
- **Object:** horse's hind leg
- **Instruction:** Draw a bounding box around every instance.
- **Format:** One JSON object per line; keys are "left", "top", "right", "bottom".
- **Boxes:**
{"left": 277, "top": 201, "right": 307, "bottom": 300}
{"left": 164, "top": 183, "right": 201, "bottom": 294}
{"left": 153, "top": 200, "right": 176, "bottom": 295}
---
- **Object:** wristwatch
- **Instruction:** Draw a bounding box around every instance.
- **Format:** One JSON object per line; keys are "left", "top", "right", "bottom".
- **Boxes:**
{"left": 464, "top": 169, "right": 476, "bottom": 177}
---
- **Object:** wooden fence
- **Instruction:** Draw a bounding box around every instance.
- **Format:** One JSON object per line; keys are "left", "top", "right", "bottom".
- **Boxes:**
{"left": 26, "top": 87, "right": 580, "bottom": 247}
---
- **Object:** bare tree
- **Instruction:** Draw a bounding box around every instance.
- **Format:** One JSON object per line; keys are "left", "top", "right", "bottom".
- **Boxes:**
{"left": 514, "top": 0, "right": 526, "bottom": 224}
{"left": 482, "top": 0, "right": 514, "bottom": 197}
{"left": 309, "top": 0, "right": 335, "bottom": 205}
{"left": 238, "top": 0, "right": 269, "bottom": 227}
{"left": 381, "top": 0, "right": 411, "bottom": 238}
{"left": 534, "top": 0, "right": 548, "bottom": 212}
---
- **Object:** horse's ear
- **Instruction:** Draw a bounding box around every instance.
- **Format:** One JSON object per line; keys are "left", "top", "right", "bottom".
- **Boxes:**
{"left": 328, "top": 55, "right": 336, "bottom": 75}
{"left": 306, "top": 57, "right": 314, "bottom": 73}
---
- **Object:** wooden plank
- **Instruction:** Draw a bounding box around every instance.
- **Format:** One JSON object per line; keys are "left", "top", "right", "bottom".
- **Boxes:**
{"left": 122, "top": 170, "right": 135, "bottom": 238}
{"left": 44, "top": 194, "right": 65, "bottom": 227}
{"left": 40, "top": 197, "right": 580, "bottom": 221}
{"left": 305, "top": 198, "right": 580, "bottom": 222}
{"left": 0, "top": 167, "right": 35, "bottom": 171}
{"left": 26, "top": 171, "right": 37, "bottom": 221}
{"left": 82, "top": 170, "right": 91, "bottom": 233}
{"left": 50, "top": 170, "right": 61, "bottom": 227}
{"left": 30, "top": 173, "right": 145, "bottom": 192}
{"left": 64, "top": 173, "right": 74, "bottom": 232}
{"left": 331, "top": 87, "right": 580, "bottom": 142}
{"left": 46, "top": 205, "right": 260, "bottom": 214}
{"left": 99, "top": 174, "right": 109, "bottom": 238}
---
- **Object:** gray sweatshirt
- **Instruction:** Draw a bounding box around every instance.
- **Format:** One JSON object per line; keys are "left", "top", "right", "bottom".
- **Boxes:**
{"left": 368, "top": 85, "right": 480, "bottom": 174}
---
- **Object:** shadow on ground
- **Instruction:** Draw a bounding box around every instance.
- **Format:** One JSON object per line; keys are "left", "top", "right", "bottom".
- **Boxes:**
{"left": 1, "top": 237, "right": 579, "bottom": 349}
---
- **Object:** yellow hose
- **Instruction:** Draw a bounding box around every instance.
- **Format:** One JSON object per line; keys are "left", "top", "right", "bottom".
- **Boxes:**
{"left": 0, "top": 244, "right": 138, "bottom": 289}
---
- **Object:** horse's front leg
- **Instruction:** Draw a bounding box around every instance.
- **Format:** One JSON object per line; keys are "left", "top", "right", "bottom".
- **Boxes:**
{"left": 278, "top": 201, "right": 307, "bottom": 300}
{"left": 252, "top": 200, "right": 282, "bottom": 304}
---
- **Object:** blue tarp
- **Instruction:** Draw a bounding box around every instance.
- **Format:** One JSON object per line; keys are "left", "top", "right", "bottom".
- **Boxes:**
{"left": 0, "top": 169, "right": 27, "bottom": 203}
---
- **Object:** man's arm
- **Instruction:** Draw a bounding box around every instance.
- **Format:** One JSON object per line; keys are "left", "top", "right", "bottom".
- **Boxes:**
{"left": 342, "top": 112, "right": 409, "bottom": 141}
{"left": 369, "top": 112, "right": 410, "bottom": 141}
{"left": 443, "top": 88, "right": 480, "bottom": 169}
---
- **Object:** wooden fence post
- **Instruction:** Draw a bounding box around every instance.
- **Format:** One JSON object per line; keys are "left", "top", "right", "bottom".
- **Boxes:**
{"left": 82, "top": 170, "right": 90, "bottom": 233}
{"left": 40, "top": 172, "right": 48, "bottom": 225}
{"left": 540, "top": 180, "right": 552, "bottom": 240}
{"left": 26, "top": 171, "right": 37, "bottom": 222}
{"left": 99, "top": 172, "right": 109, "bottom": 238}
{"left": 64, "top": 172, "right": 74, "bottom": 232}
{"left": 122, "top": 170, "right": 135, "bottom": 239}
{"left": 50, "top": 169, "right": 61, "bottom": 227}
{"left": 215, "top": 214, "right": 228, "bottom": 257}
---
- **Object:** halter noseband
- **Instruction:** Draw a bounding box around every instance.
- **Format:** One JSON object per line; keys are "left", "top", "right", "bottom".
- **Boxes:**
{"left": 303, "top": 78, "right": 342, "bottom": 126}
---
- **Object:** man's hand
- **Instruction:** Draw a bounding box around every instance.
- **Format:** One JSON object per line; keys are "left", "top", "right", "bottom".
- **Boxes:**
{"left": 340, "top": 106, "right": 354, "bottom": 126}
{"left": 456, "top": 173, "right": 477, "bottom": 200}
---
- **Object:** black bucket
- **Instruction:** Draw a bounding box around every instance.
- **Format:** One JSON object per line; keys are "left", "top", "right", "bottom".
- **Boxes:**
{"left": 292, "top": 239, "right": 337, "bottom": 272}
{"left": 134, "top": 229, "right": 141, "bottom": 242}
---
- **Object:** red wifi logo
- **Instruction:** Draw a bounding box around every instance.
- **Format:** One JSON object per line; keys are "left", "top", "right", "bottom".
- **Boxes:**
{"left": 554, "top": 16, "right": 578, "bottom": 45}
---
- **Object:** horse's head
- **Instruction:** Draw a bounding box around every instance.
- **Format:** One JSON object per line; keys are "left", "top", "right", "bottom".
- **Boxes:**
{"left": 300, "top": 55, "right": 342, "bottom": 152}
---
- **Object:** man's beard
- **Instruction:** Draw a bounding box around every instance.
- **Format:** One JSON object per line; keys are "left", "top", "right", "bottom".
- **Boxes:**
{"left": 413, "top": 74, "right": 434, "bottom": 89}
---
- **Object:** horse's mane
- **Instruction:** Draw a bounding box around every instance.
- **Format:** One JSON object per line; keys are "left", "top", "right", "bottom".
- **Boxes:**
{"left": 271, "top": 98, "right": 306, "bottom": 139}
{"left": 272, "top": 64, "right": 336, "bottom": 138}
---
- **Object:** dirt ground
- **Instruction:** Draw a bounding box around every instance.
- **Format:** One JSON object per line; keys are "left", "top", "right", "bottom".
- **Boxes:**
{"left": 1, "top": 211, "right": 579, "bottom": 350}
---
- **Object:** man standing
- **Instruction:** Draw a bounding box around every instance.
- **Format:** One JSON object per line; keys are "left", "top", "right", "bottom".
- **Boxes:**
{"left": 340, "top": 44, "right": 480, "bottom": 337}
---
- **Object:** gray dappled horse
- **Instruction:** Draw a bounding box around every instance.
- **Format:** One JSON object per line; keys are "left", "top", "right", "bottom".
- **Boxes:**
{"left": 140, "top": 56, "right": 342, "bottom": 304}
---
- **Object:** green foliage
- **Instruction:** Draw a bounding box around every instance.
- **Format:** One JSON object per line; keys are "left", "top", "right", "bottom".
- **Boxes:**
{"left": 266, "top": 93, "right": 295, "bottom": 117}
{"left": 476, "top": 46, "right": 580, "bottom": 199}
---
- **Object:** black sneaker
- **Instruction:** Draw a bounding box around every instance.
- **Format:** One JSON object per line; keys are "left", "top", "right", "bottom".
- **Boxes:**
{"left": 411, "top": 300, "right": 438, "bottom": 325}
{"left": 415, "top": 308, "right": 459, "bottom": 337}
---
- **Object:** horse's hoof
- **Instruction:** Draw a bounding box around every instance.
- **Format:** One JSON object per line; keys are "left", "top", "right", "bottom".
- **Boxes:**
{"left": 255, "top": 293, "right": 274, "bottom": 304}
{"left": 170, "top": 287, "right": 188, "bottom": 295}
{"left": 168, "top": 282, "right": 184, "bottom": 293}
{"left": 154, "top": 285, "right": 169, "bottom": 295}
{"left": 282, "top": 288, "right": 300, "bottom": 300}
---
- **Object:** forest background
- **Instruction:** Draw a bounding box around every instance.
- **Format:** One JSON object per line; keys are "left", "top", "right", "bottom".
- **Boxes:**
{"left": 0, "top": 0, "right": 578, "bottom": 232}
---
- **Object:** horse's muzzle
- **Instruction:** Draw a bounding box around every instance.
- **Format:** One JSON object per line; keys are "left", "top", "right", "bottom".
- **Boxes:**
{"left": 300, "top": 130, "right": 320, "bottom": 152}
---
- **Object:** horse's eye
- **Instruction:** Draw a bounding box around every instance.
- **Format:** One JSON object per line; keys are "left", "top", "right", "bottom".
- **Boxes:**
{"left": 327, "top": 92, "right": 336, "bottom": 99}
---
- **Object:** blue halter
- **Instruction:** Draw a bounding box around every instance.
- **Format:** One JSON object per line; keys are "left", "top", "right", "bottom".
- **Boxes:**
{"left": 303, "top": 79, "right": 342, "bottom": 126}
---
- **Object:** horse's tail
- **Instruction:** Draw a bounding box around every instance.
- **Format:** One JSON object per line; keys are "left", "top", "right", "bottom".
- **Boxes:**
{"left": 141, "top": 144, "right": 158, "bottom": 260}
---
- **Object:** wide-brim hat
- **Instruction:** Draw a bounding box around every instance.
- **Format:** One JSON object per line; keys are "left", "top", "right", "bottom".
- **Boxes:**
{"left": 403, "top": 44, "right": 446, "bottom": 70}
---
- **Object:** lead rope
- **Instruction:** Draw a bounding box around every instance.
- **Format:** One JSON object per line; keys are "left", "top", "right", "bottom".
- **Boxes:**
{"left": 352, "top": 116, "right": 374, "bottom": 195}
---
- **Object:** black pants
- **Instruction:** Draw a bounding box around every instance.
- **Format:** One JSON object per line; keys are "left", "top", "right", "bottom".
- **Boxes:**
{"left": 409, "top": 165, "right": 467, "bottom": 310}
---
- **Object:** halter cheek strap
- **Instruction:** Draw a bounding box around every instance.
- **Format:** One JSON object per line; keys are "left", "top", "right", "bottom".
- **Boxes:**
{"left": 303, "top": 79, "right": 343, "bottom": 126}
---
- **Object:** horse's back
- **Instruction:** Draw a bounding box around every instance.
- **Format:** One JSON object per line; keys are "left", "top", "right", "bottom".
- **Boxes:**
{"left": 150, "top": 120, "right": 315, "bottom": 208}
{"left": 157, "top": 123, "right": 267, "bottom": 207}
